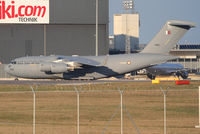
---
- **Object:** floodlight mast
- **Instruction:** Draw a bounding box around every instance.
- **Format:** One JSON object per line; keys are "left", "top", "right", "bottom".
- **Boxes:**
{"left": 123, "top": 0, "right": 135, "bottom": 14}
{"left": 96, "top": 0, "right": 98, "bottom": 56}
{"left": 122, "top": 0, "right": 135, "bottom": 54}
{"left": 44, "top": 25, "right": 47, "bottom": 56}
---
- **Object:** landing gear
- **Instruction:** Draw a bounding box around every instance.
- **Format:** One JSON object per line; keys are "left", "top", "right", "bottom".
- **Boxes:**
{"left": 176, "top": 71, "right": 189, "bottom": 79}
{"left": 147, "top": 73, "right": 156, "bottom": 80}
{"left": 14, "top": 78, "right": 19, "bottom": 81}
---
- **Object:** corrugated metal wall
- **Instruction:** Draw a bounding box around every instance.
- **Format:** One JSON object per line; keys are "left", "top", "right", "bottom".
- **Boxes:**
{"left": 50, "top": 0, "right": 108, "bottom": 24}
{"left": 0, "top": 25, "right": 44, "bottom": 64}
{"left": 0, "top": 0, "right": 109, "bottom": 78}
{"left": 46, "top": 24, "right": 107, "bottom": 56}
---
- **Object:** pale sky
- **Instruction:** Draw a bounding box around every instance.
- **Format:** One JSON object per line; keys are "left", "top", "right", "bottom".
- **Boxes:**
{"left": 109, "top": 0, "right": 200, "bottom": 44}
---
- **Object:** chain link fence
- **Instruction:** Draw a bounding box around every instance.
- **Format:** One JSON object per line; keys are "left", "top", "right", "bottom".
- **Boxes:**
{"left": 0, "top": 87, "right": 199, "bottom": 134}
{"left": 0, "top": 64, "right": 11, "bottom": 78}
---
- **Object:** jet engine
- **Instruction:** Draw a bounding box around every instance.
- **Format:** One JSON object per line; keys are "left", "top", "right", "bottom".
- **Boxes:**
{"left": 40, "top": 63, "right": 69, "bottom": 74}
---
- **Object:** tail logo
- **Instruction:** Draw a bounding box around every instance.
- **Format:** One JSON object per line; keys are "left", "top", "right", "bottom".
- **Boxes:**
{"left": 166, "top": 30, "right": 171, "bottom": 35}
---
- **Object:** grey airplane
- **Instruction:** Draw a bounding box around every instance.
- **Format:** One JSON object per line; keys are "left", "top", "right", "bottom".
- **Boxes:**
{"left": 5, "top": 20, "right": 196, "bottom": 80}
{"left": 146, "top": 63, "right": 188, "bottom": 80}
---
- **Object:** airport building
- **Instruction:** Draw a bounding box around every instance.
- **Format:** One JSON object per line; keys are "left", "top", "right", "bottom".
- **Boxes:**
{"left": 0, "top": 0, "right": 109, "bottom": 64}
{"left": 170, "top": 44, "right": 200, "bottom": 73}
{"left": 113, "top": 0, "right": 139, "bottom": 53}
{"left": 113, "top": 13, "right": 139, "bottom": 53}
{"left": 0, "top": 0, "right": 109, "bottom": 78}
{"left": 109, "top": 35, "right": 115, "bottom": 50}
{"left": 134, "top": 44, "right": 200, "bottom": 73}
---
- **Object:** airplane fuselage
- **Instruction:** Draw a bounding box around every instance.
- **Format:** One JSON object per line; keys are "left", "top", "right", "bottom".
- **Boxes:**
{"left": 5, "top": 53, "right": 176, "bottom": 80}
{"left": 146, "top": 63, "right": 184, "bottom": 75}
{"left": 5, "top": 20, "right": 195, "bottom": 80}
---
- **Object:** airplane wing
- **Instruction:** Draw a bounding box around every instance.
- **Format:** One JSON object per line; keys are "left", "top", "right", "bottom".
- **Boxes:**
{"left": 55, "top": 56, "right": 101, "bottom": 67}
{"left": 39, "top": 56, "right": 102, "bottom": 74}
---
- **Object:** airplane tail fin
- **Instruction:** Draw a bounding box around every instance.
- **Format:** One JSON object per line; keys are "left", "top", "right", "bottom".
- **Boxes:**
{"left": 141, "top": 20, "right": 196, "bottom": 54}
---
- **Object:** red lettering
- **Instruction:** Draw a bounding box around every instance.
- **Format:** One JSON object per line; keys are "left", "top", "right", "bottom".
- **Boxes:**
{"left": 11, "top": 1, "right": 15, "bottom": 18}
{"left": 33, "top": 6, "right": 46, "bottom": 17}
{"left": 0, "top": 1, "right": 1, "bottom": 19}
{"left": 18, "top": 6, "right": 25, "bottom": 17}
{"left": 25, "top": 6, "right": 33, "bottom": 16}
{"left": 2, "top": 1, "right": 12, "bottom": 19}
{"left": 0, "top": 0, "right": 47, "bottom": 20}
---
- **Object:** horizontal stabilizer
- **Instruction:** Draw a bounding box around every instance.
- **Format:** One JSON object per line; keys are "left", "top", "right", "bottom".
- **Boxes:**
{"left": 141, "top": 20, "right": 196, "bottom": 54}
{"left": 168, "top": 20, "right": 196, "bottom": 29}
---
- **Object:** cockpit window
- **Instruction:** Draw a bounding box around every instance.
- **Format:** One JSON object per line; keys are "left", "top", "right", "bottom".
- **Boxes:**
{"left": 12, "top": 60, "right": 40, "bottom": 64}
{"left": 57, "top": 57, "right": 65, "bottom": 60}
{"left": 11, "top": 61, "right": 16, "bottom": 64}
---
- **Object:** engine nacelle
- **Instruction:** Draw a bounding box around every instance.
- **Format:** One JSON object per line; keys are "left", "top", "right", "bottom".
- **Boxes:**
{"left": 40, "top": 63, "right": 68, "bottom": 74}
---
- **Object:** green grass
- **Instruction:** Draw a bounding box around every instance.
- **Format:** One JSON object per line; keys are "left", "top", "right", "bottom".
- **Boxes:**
{"left": 0, "top": 81, "right": 199, "bottom": 134}
{"left": 0, "top": 81, "right": 200, "bottom": 92}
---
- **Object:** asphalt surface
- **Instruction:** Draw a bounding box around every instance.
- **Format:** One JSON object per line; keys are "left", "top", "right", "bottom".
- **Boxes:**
{"left": 0, "top": 79, "right": 148, "bottom": 85}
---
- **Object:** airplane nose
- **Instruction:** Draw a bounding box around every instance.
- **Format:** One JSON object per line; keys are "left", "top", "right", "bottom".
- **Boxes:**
{"left": 4, "top": 64, "right": 10, "bottom": 73}
{"left": 4, "top": 64, "right": 12, "bottom": 74}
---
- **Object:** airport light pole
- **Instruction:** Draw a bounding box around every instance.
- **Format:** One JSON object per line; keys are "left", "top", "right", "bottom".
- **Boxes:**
{"left": 44, "top": 24, "right": 47, "bottom": 56}
{"left": 96, "top": 0, "right": 98, "bottom": 56}
{"left": 30, "top": 86, "right": 36, "bottom": 134}
{"left": 195, "top": 86, "right": 200, "bottom": 128}
{"left": 118, "top": 89, "right": 124, "bottom": 134}
{"left": 75, "top": 88, "right": 80, "bottom": 134}
{"left": 160, "top": 87, "right": 169, "bottom": 134}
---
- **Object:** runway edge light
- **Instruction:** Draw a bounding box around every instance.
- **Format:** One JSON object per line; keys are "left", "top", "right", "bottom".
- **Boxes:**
{"left": 152, "top": 79, "right": 160, "bottom": 84}
{"left": 175, "top": 80, "right": 190, "bottom": 85}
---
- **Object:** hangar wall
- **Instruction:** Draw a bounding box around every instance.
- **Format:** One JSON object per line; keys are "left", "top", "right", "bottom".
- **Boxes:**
{"left": 0, "top": 0, "right": 109, "bottom": 65}
{"left": 50, "top": 0, "right": 108, "bottom": 24}
{"left": 0, "top": 25, "right": 44, "bottom": 64}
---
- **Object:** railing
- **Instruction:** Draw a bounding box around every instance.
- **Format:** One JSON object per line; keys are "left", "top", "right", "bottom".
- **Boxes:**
{"left": 0, "top": 86, "right": 199, "bottom": 134}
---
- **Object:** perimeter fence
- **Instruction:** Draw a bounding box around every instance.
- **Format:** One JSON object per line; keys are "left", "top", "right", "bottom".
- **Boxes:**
{"left": 0, "top": 86, "right": 199, "bottom": 134}
{"left": 0, "top": 64, "right": 10, "bottom": 78}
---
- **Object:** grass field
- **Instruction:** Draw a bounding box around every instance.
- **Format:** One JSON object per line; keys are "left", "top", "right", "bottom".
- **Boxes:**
{"left": 0, "top": 81, "right": 199, "bottom": 134}
{"left": 0, "top": 80, "right": 200, "bottom": 91}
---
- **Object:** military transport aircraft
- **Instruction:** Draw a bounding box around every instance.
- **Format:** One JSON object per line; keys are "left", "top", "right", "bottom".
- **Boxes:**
{"left": 5, "top": 20, "right": 196, "bottom": 80}
{"left": 146, "top": 63, "right": 188, "bottom": 80}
